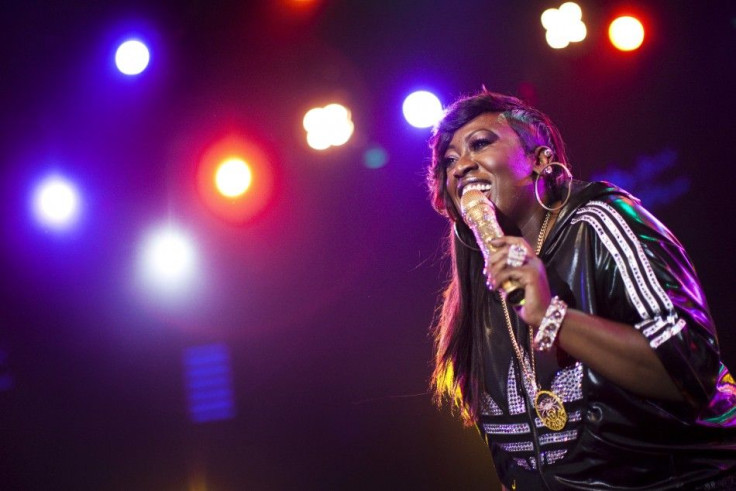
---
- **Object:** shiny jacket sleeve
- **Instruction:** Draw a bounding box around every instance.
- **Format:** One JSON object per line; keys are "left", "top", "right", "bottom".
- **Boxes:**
{"left": 570, "top": 195, "right": 720, "bottom": 410}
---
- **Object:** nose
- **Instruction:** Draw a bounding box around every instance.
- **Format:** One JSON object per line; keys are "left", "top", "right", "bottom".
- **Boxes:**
{"left": 452, "top": 154, "right": 478, "bottom": 178}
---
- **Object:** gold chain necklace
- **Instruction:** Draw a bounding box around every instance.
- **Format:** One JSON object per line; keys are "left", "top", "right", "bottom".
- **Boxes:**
{"left": 500, "top": 210, "right": 567, "bottom": 431}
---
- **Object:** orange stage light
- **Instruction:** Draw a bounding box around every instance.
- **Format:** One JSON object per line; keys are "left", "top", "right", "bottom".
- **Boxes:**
{"left": 215, "top": 158, "right": 253, "bottom": 198}
{"left": 609, "top": 16, "right": 645, "bottom": 52}
{"left": 196, "top": 135, "right": 275, "bottom": 224}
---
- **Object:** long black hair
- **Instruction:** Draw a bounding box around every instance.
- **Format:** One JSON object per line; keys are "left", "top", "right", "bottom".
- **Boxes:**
{"left": 427, "top": 90, "right": 569, "bottom": 424}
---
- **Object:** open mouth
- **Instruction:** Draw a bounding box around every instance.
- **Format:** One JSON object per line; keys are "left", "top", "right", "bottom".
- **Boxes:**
{"left": 460, "top": 181, "right": 492, "bottom": 197}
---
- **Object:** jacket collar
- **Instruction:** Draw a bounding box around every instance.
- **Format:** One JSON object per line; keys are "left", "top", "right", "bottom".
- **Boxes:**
{"left": 542, "top": 180, "right": 635, "bottom": 255}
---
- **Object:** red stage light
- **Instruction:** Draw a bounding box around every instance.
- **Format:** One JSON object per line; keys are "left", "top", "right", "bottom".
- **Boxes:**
{"left": 196, "top": 135, "right": 274, "bottom": 224}
{"left": 282, "top": 0, "right": 319, "bottom": 9}
{"left": 272, "top": 0, "right": 322, "bottom": 19}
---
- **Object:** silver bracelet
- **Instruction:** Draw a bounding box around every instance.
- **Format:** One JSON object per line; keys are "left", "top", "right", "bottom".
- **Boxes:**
{"left": 533, "top": 296, "right": 568, "bottom": 351}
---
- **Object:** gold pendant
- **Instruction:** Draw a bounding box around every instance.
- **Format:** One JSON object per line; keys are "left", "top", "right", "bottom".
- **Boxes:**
{"left": 534, "top": 390, "right": 567, "bottom": 431}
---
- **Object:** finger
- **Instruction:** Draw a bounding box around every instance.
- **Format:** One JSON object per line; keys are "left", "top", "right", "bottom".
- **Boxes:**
{"left": 506, "top": 242, "right": 530, "bottom": 268}
{"left": 492, "top": 265, "right": 538, "bottom": 293}
{"left": 492, "top": 236, "right": 532, "bottom": 255}
{"left": 493, "top": 265, "right": 529, "bottom": 289}
{"left": 489, "top": 243, "right": 533, "bottom": 279}
{"left": 497, "top": 257, "right": 547, "bottom": 286}
{"left": 488, "top": 246, "right": 509, "bottom": 269}
{"left": 489, "top": 253, "right": 516, "bottom": 283}
{"left": 490, "top": 236, "right": 515, "bottom": 249}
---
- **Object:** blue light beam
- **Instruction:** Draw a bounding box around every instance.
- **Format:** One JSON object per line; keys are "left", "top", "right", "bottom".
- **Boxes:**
{"left": 184, "top": 343, "right": 235, "bottom": 424}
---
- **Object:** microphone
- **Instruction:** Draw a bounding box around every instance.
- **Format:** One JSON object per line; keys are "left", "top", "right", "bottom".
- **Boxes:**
{"left": 460, "top": 189, "right": 525, "bottom": 305}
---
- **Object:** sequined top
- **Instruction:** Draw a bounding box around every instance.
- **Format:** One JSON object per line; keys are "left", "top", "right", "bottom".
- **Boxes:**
{"left": 478, "top": 181, "right": 736, "bottom": 490}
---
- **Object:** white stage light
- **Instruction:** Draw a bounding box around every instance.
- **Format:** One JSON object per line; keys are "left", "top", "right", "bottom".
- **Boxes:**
{"left": 32, "top": 176, "right": 80, "bottom": 229}
{"left": 115, "top": 39, "right": 151, "bottom": 75}
{"left": 541, "top": 2, "right": 587, "bottom": 49}
{"left": 140, "top": 226, "right": 197, "bottom": 292}
{"left": 402, "top": 91, "right": 443, "bottom": 128}
{"left": 303, "top": 103, "right": 355, "bottom": 150}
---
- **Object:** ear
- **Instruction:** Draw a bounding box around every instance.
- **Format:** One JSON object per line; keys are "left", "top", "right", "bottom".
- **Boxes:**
{"left": 533, "top": 146, "right": 553, "bottom": 174}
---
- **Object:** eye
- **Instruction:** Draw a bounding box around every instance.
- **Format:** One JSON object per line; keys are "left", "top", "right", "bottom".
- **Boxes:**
{"left": 470, "top": 137, "right": 492, "bottom": 152}
{"left": 441, "top": 155, "right": 458, "bottom": 169}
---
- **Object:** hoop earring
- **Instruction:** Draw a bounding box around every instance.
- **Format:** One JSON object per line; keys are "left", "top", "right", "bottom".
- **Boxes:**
{"left": 453, "top": 222, "right": 480, "bottom": 251}
{"left": 534, "top": 162, "right": 572, "bottom": 212}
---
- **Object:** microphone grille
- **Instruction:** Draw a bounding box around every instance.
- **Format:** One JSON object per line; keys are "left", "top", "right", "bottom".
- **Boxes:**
{"left": 460, "top": 189, "right": 492, "bottom": 215}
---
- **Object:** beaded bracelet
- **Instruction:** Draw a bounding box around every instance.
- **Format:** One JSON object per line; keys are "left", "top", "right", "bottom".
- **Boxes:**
{"left": 533, "top": 296, "right": 568, "bottom": 352}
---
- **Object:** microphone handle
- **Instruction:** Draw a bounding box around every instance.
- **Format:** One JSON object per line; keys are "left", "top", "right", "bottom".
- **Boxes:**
{"left": 464, "top": 200, "right": 526, "bottom": 306}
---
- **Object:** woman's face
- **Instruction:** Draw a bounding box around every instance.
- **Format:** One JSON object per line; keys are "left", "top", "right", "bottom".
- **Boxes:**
{"left": 442, "top": 112, "right": 536, "bottom": 223}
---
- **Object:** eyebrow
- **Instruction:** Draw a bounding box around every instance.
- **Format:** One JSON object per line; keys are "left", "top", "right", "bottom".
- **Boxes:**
{"left": 445, "top": 128, "right": 498, "bottom": 155}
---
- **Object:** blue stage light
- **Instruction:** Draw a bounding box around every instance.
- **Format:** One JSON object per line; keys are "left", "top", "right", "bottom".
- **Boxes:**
{"left": 184, "top": 343, "right": 236, "bottom": 424}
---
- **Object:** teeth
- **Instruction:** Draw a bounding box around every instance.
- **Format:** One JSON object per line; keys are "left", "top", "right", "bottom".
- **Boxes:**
{"left": 462, "top": 182, "right": 492, "bottom": 195}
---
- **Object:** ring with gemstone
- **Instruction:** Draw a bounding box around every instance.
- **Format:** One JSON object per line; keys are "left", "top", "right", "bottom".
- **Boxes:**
{"left": 506, "top": 244, "right": 527, "bottom": 268}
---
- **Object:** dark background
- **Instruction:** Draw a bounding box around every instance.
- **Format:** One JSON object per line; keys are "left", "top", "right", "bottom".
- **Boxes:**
{"left": 1, "top": 1, "right": 735, "bottom": 489}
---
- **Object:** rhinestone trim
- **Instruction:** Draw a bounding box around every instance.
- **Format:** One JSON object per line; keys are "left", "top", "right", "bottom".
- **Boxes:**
{"left": 650, "top": 318, "right": 686, "bottom": 348}
{"left": 507, "top": 362, "right": 527, "bottom": 415}
{"left": 542, "top": 449, "right": 568, "bottom": 465}
{"left": 483, "top": 422, "right": 531, "bottom": 435}
{"left": 480, "top": 391, "right": 503, "bottom": 416}
{"left": 539, "top": 429, "right": 578, "bottom": 445}
{"left": 550, "top": 362, "right": 583, "bottom": 403}
{"left": 572, "top": 202, "right": 675, "bottom": 318}
{"left": 499, "top": 441, "right": 534, "bottom": 453}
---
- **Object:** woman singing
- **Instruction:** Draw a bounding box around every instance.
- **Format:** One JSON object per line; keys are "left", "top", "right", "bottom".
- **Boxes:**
{"left": 427, "top": 90, "right": 736, "bottom": 490}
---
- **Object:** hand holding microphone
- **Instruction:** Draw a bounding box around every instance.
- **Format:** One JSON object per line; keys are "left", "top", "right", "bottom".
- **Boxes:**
{"left": 460, "top": 189, "right": 526, "bottom": 305}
